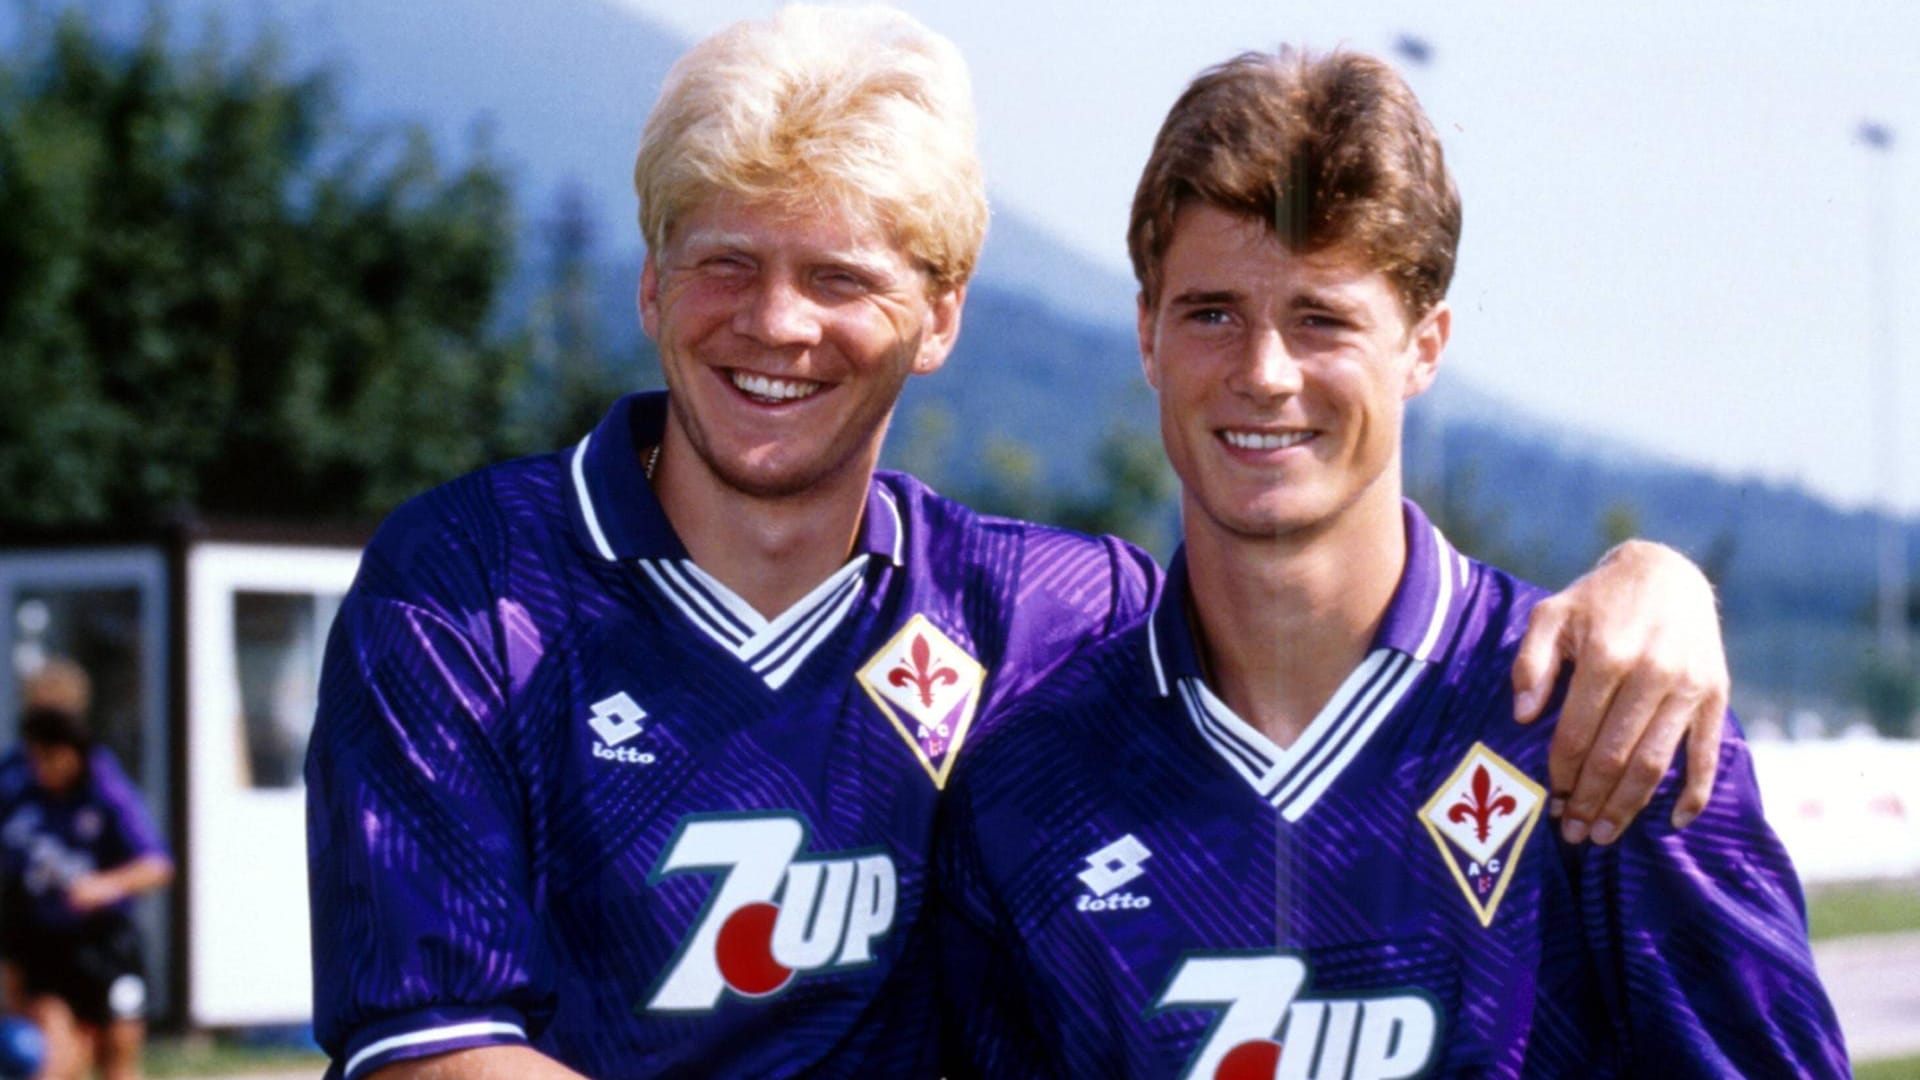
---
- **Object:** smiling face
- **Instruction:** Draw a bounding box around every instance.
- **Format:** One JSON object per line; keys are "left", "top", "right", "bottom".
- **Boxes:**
{"left": 1139, "top": 203, "right": 1449, "bottom": 548}
{"left": 640, "top": 193, "right": 963, "bottom": 501}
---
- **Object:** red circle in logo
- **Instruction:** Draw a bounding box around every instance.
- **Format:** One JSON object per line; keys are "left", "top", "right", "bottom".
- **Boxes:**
{"left": 715, "top": 901, "right": 794, "bottom": 996}
{"left": 1215, "top": 1039, "right": 1282, "bottom": 1080}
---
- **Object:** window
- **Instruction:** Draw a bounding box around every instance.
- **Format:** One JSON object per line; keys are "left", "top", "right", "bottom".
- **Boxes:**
{"left": 232, "top": 591, "right": 338, "bottom": 789}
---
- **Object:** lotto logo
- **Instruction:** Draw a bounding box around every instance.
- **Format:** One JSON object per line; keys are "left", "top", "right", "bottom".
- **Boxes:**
{"left": 1078, "top": 834, "right": 1152, "bottom": 894}
{"left": 589, "top": 692, "right": 647, "bottom": 746}
{"left": 645, "top": 814, "right": 897, "bottom": 1012}
{"left": 1076, "top": 834, "right": 1153, "bottom": 913}
{"left": 588, "top": 692, "right": 656, "bottom": 765}
{"left": 1155, "top": 953, "right": 1437, "bottom": 1080}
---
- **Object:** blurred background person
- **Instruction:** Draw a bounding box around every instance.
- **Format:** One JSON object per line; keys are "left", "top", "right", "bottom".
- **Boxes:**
{"left": 0, "top": 660, "right": 173, "bottom": 1080}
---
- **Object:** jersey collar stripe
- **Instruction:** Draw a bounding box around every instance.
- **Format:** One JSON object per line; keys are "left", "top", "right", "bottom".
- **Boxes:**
{"left": 1269, "top": 651, "right": 1408, "bottom": 808}
{"left": 641, "top": 555, "right": 873, "bottom": 687}
{"left": 675, "top": 559, "right": 770, "bottom": 636}
{"left": 1276, "top": 652, "right": 1424, "bottom": 820}
{"left": 1173, "top": 647, "right": 1427, "bottom": 818}
{"left": 1148, "top": 615, "right": 1170, "bottom": 697}
{"left": 759, "top": 574, "right": 867, "bottom": 689}
{"left": 571, "top": 434, "right": 617, "bottom": 562}
{"left": 751, "top": 565, "right": 865, "bottom": 676}
{"left": 1185, "top": 679, "right": 1280, "bottom": 778}
{"left": 1411, "top": 522, "right": 1456, "bottom": 661}
{"left": 1179, "top": 681, "right": 1275, "bottom": 785}
{"left": 1260, "top": 649, "right": 1394, "bottom": 789}
{"left": 745, "top": 556, "right": 870, "bottom": 649}
{"left": 642, "top": 561, "right": 753, "bottom": 647}
{"left": 343, "top": 1021, "right": 527, "bottom": 1080}
{"left": 876, "top": 485, "right": 906, "bottom": 566}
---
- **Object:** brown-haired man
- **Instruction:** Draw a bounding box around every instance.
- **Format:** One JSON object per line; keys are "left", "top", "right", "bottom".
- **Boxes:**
{"left": 936, "top": 47, "right": 1845, "bottom": 1078}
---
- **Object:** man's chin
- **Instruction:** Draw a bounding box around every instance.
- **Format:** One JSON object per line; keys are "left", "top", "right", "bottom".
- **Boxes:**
{"left": 707, "top": 456, "right": 848, "bottom": 501}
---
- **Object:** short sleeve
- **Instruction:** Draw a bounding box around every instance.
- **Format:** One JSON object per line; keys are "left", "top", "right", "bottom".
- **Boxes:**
{"left": 87, "top": 748, "right": 169, "bottom": 863}
{"left": 305, "top": 584, "right": 547, "bottom": 1080}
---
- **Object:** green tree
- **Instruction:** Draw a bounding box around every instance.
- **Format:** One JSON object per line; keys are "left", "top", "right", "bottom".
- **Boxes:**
{"left": 527, "top": 181, "right": 661, "bottom": 445}
{"left": 914, "top": 419, "right": 1178, "bottom": 560}
{"left": 0, "top": 7, "right": 532, "bottom": 528}
{"left": 1856, "top": 652, "right": 1918, "bottom": 738}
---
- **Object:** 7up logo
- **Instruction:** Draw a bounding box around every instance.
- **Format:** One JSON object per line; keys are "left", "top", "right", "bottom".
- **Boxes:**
{"left": 1154, "top": 953, "right": 1438, "bottom": 1080}
{"left": 644, "top": 813, "right": 897, "bottom": 1012}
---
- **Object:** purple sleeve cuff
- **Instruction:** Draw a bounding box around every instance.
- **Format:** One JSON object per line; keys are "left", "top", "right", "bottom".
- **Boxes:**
{"left": 338, "top": 1005, "right": 531, "bottom": 1080}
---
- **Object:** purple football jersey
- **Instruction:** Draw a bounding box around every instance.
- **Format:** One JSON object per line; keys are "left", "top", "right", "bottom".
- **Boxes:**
{"left": 305, "top": 391, "right": 1155, "bottom": 1079}
{"left": 936, "top": 500, "right": 1847, "bottom": 1079}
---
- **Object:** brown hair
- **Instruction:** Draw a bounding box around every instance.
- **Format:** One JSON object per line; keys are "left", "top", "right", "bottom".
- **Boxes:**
{"left": 1128, "top": 48, "right": 1461, "bottom": 315}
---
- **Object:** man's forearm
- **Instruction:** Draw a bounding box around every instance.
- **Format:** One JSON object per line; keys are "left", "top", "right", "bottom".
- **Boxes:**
{"left": 368, "top": 1046, "right": 590, "bottom": 1080}
{"left": 103, "top": 853, "right": 175, "bottom": 897}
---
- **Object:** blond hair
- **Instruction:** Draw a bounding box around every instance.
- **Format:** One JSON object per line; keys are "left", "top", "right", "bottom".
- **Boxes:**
{"left": 21, "top": 656, "right": 91, "bottom": 717}
{"left": 634, "top": 4, "right": 988, "bottom": 293}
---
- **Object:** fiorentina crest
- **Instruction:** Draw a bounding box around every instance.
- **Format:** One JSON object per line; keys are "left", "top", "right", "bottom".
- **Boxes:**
{"left": 1417, "top": 743, "right": 1544, "bottom": 928}
{"left": 856, "top": 614, "right": 986, "bottom": 789}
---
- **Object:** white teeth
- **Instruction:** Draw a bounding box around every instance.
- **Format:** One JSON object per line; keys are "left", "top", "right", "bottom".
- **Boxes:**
{"left": 731, "top": 371, "right": 822, "bottom": 402}
{"left": 1222, "top": 429, "right": 1312, "bottom": 450}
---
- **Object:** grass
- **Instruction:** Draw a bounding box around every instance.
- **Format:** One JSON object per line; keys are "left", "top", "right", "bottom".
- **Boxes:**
{"left": 1858, "top": 1053, "right": 1920, "bottom": 1080}
{"left": 1807, "top": 878, "right": 1920, "bottom": 941}
{"left": 147, "top": 1034, "right": 324, "bottom": 1078}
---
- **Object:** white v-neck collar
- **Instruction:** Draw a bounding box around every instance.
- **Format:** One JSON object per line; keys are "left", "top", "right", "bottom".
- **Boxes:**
{"left": 1147, "top": 502, "right": 1474, "bottom": 821}
{"left": 638, "top": 555, "right": 872, "bottom": 690}
{"left": 1175, "top": 649, "right": 1427, "bottom": 821}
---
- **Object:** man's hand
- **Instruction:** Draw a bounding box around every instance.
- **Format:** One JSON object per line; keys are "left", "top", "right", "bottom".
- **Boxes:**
{"left": 1512, "top": 540, "right": 1729, "bottom": 844}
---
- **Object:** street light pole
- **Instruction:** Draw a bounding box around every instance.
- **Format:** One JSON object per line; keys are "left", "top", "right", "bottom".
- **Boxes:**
{"left": 1859, "top": 120, "right": 1908, "bottom": 662}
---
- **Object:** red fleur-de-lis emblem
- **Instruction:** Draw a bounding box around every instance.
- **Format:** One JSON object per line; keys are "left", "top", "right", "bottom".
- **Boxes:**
{"left": 887, "top": 634, "right": 959, "bottom": 708}
{"left": 1447, "top": 764, "right": 1518, "bottom": 844}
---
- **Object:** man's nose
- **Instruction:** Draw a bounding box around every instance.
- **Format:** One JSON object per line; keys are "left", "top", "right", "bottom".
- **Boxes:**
{"left": 736, "top": 274, "right": 824, "bottom": 347}
{"left": 1233, "top": 327, "right": 1304, "bottom": 399}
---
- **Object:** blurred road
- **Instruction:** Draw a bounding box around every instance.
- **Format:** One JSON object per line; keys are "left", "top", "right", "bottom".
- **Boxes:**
{"left": 1815, "top": 929, "right": 1920, "bottom": 1063}
{"left": 193, "top": 932, "right": 1920, "bottom": 1078}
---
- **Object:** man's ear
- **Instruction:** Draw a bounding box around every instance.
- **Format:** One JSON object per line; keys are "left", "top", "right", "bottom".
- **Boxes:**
{"left": 911, "top": 283, "right": 967, "bottom": 376}
{"left": 639, "top": 253, "right": 662, "bottom": 340}
{"left": 1402, "top": 301, "right": 1450, "bottom": 400}
{"left": 1137, "top": 291, "right": 1161, "bottom": 391}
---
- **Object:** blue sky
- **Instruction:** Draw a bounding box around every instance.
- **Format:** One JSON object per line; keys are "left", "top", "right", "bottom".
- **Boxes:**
{"left": 622, "top": 0, "right": 1920, "bottom": 515}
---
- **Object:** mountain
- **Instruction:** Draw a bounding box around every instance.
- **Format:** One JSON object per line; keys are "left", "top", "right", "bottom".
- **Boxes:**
{"left": 16, "top": 0, "right": 1918, "bottom": 721}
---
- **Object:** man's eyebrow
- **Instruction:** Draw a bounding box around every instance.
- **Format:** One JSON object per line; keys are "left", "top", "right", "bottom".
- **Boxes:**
{"left": 678, "top": 228, "right": 753, "bottom": 250}
{"left": 1289, "top": 289, "right": 1363, "bottom": 315}
{"left": 1169, "top": 288, "right": 1241, "bottom": 306}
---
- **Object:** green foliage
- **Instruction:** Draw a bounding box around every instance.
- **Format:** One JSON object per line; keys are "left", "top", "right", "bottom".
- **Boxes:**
{"left": 0, "top": 6, "right": 533, "bottom": 528}
{"left": 1046, "top": 425, "right": 1178, "bottom": 559}
{"left": 1598, "top": 500, "right": 1641, "bottom": 554}
{"left": 1409, "top": 461, "right": 1555, "bottom": 585}
{"left": 896, "top": 405, "right": 1177, "bottom": 559}
{"left": 524, "top": 182, "right": 661, "bottom": 446}
{"left": 1855, "top": 652, "right": 1919, "bottom": 738}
